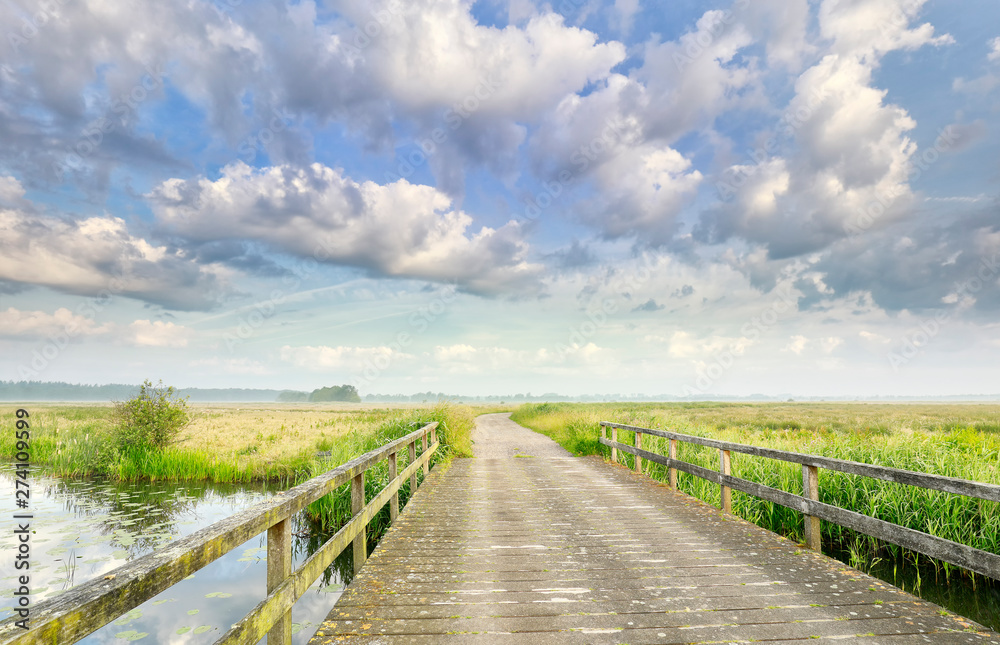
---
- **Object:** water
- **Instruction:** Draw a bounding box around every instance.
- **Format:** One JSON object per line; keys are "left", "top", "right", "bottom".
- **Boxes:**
{"left": 830, "top": 547, "right": 1000, "bottom": 631}
{"left": 0, "top": 467, "right": 351, "bottom": 644}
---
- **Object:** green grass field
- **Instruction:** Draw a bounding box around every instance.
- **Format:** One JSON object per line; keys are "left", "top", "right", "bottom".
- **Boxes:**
{"left": 0, "top": 402, "right": 481, "bottom": 532}
{"left": 511, "top": 401, "right": 1000, "bottom": 579}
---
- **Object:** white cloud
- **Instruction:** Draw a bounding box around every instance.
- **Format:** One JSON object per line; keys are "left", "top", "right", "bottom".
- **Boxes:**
{"left": 989, "top": 37, "right": 1000, "bottom": 63}
{"left": 668, "top": 331, "right": 754, "bottom": 358}
{"left": 784, "top": 334, "right": 808, "bottom": 355}
{"left": 360, "top": 5, "right": 625, "bottom": 120}
{"left": 0, "top": 307, "right": 113, "bottom": 338}
{"left": 150, "top": 162, "right": 543, "bottom": 295}
{"left": 953, "top": 37, "right": 1000, "bottom": 95}
{"left": 860, "top": 330, "right": 891, "bottom": 344}
{"left": 429, "top": 342, "right": 607, "bottom": 373}
{"left": 280, "top": 345, "right": 415, "bottom": 371}
{"left": 128, "top": 320, "right": 192, "bottom": 347}
{"left": 0, "top": 197, "right": 226, "bottom": 310}
{"left": 612, "top": 0, "right": 641, "bottom": 35}
{"left": 582, "top": 144, "right": 703, "bottom": 242}
{"left": 782, "top": 334, "right": 843, "bottom": 355}
{"left": 703, "top": 0, "right": 951, "bottom": 256}
{"left": 189, "top": 357, "right": 271, "bottom": 375}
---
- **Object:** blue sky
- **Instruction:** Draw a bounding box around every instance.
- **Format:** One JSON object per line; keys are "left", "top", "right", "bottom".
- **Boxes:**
{"left": 1, "top": 0, "right": 999, "bottom": 397}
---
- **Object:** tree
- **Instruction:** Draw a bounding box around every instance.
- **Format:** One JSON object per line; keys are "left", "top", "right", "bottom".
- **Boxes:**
{"left": 309, "top": 384, "right": 361, "bottom": 403}
{"left": 111, "top": 380, "right": 189, "bottom": 451}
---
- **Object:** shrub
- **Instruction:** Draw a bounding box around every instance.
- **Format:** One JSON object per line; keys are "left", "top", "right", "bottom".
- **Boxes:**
{"left": 111, "top": 380, "right": 189, "bottom": 451}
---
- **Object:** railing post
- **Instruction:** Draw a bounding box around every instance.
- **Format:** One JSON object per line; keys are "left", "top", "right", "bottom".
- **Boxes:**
{"left": 352, "top": 471, "right": 366, "bottom": 571}
{"left": 430, "top": 423, "right": 437, "bottom": 446}
{"left": 634, "top": 430, "right": 642, "bottom": 474}
{"left": 719, "top": 449, "right": 732, "bottom": 514}
{"left": 421, "top": 430, "right": 429, "bottom": 476}
{"left": 388, "top": 450, "right": 398, "bottom": 522}
{"left": 668, "top": 439, "right": 678, "bottom": 489}
{"left": 409, "top": 440, "right": 417, "bottom": 493}
{"left": 611, "top": 426, "right": 618, "bottom": 463}
{"left": 266, "top": 518, "right": 291, "bottom": 645}
{"left": 803, "top": 464, "right": 821, "bottom": 551}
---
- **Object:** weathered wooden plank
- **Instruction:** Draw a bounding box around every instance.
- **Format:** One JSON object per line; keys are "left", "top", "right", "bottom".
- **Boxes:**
{"left": 719, "top": 449, "right": 731, "bottom": 514}
{"left": 0, "top": 423, "right": 438, "bottom": 645}
{"left": 668, "top": 438, "right": 677, "bottom": 489}
{"left": 218, "top": 445, "right": 435, "bottom": 645}
{"left": 388, "top": 450, "right": 399, "bottom": 521}
{"left": 802, "top": 464, "right": 821, "bottom": 552}
{"left": 266, "top": 518, "right": 291, "bottom": 645}
{"left": 408, "top": 440, "right": 417, "bottom": 495}
{"left": 601, "top": 421, "right": 1000, "bottom": 502}
{"left": 352, "top": 471, "right": 366, "bottom": 571}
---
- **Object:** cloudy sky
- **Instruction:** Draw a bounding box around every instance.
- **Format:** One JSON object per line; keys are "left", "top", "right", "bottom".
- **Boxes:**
{"left": 1, "top": 0, "right": 998, "bottom": 397}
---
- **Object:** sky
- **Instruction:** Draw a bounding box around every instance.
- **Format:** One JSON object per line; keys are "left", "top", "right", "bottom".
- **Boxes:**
{"left": 1, "top": 0, "right": 998, "bottom": 398}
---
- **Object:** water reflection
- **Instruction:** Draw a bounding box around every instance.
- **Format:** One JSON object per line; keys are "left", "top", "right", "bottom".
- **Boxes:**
{"left": 0, "top": 467, "right": 348, "bottom": 644}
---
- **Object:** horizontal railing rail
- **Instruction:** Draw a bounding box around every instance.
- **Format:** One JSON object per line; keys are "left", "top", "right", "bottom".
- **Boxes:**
{"left": 599, "top": 421, "right": 1000, "bottom": 581}
{"left": 0, "top": 422, "right": 440, "bottom": 645}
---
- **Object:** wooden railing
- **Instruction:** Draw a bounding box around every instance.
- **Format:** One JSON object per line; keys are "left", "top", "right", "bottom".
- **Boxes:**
{"left": 600, "top": 421, "right": 1000, "bottom": 580}
{"left": 0, "top": 422, "right": 440, "bottom": 645}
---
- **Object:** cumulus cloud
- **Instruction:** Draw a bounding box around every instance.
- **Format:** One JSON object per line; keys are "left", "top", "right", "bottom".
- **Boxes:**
{"left": 149, "top": 162, "right": 543, "bottom": 295}
{"left": 528, "top": 6, "right": 756, "bottom": 242}
{"left": 0, "top": 178, "right": 226, "bottom": 309}
{"left": 700, "top": 0, "right": 952, "bottom": 258}
{"left": 127, "top": 320, "right": 192, "bottom": 347}
{"left": 0, "top": 307, "right": 113, "bottom": 338}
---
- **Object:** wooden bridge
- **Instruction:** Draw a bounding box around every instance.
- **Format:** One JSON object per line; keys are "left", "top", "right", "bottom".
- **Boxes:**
{"left": 3, "top": 414, "right": 999, "bottom": 644}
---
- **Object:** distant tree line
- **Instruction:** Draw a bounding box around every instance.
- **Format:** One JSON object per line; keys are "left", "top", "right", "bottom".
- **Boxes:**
{"left": 0, "top": 381, "right": 283, "bottom": 402}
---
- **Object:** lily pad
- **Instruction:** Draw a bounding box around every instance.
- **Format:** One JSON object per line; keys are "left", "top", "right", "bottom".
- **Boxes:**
{"left": 113, "top": 630, "right": 148, "bottom": 641}
{"left": 114, "top": 608, "right": 142, "bottom": 626}
{"left": 193, "top": 625, "right": 213, "bottom": 634}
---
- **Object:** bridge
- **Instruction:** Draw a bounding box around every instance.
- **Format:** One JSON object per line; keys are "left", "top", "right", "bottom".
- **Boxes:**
{"left": 2, "top": 414, "right": 998, "bottom": 644}
{"left": 308, "top": 414, "right": 999, "bottom": 644}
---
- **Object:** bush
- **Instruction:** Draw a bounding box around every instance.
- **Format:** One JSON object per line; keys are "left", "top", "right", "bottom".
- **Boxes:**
{"left": 111, "top": 380, "right": 189, "bottom": 451}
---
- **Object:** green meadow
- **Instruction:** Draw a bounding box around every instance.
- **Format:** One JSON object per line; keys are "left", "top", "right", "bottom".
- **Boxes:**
{"left": 511, "top": 401, "right": 1000, "bottom": 579}
{"left": 0, "top": 403, "right": 479, "bottom": 530}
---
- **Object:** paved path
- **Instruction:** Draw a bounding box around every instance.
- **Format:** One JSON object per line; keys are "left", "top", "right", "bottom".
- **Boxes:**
{"left": 309, "top": 414, "right": 998, "bottom": 644}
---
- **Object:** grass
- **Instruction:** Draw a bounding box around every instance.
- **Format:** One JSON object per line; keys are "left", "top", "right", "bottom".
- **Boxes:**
{"left": 0, "top": 403, "right": 474, "bottom": 483}
{"left": 511, "top": 401, "right": 1000, "bottom": 580}
{"left": 0, "top": 402, "right": 478, "bottom": 534}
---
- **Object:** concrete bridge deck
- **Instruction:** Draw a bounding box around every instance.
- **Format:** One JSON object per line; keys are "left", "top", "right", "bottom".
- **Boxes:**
{"left": 309, "top": 414, "right": 998, "bottom": 644}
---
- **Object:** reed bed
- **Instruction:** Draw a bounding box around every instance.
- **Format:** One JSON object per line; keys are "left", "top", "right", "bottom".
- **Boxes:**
{"left": 0, "top": 403, "right": 476, "bottom": 541}
{"left": 511, "top": 401, "right": 1000, "bottom": 579}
